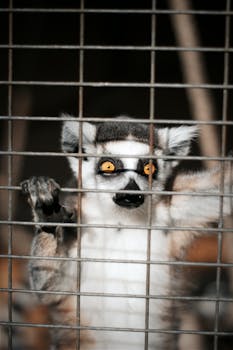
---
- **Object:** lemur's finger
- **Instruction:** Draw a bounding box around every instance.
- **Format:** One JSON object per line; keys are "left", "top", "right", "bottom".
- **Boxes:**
{"left": 20, "top": 179, "right": 30, "bottom": 195}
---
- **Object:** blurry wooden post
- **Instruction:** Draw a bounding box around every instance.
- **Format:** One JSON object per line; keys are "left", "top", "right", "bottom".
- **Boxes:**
{"left": 168, "top": 0, "right": 220, "bottom": 168}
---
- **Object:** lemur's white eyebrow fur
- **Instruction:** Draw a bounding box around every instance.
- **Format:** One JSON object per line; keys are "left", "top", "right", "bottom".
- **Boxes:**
{"left": 99, "top": 140, "right": 149, "bottom": 171}
{"left": 99, "top": 140, "right": 150, "bottom": 155}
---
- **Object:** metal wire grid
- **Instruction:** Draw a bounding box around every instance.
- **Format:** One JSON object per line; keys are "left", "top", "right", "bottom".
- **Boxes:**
{"left": 6, "top": 0, "right": 13, "bottom": 349}
{"left": 0, "top": 1, "right": 233, "bottom": 350}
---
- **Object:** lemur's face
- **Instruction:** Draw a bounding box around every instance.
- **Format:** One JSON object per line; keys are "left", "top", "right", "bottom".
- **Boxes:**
{"left": 61, "top": 116, "right": 197, "bottom": 210}
{"left": 83, "top": 140, "right": 163, "bottom": 209}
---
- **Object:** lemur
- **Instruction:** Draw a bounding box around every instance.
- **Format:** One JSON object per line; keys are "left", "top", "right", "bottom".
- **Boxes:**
{"left": 21, "top": 116, "right": 232, "bottom": 350}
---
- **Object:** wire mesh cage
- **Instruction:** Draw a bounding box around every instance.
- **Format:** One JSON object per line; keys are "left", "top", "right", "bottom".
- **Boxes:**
{"left": 0, "top": 0, "right": 233, "bottom": 350}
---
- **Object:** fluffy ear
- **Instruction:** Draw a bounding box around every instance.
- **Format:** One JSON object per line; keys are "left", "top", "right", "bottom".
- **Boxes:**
{"left": 61, "top": 113, "right": 96, "bottom": 154}
{"left": 61, "top": 114, "right": 96, "bottom": 176}
{"left": 158, "top": 125, "right": 198, "bottom": 163}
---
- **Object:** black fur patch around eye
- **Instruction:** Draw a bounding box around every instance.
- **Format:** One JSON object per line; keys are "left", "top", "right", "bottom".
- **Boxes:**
{"left": 137, "top": 159, "right": 158, "bottom": 179}
{"left": 96, "top": 157, "right": 124, "bottom": 175}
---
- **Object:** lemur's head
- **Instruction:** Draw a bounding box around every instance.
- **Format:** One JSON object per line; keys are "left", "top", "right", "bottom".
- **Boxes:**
{"left": 61, "top": 115, "right": 197, "bottom": 210}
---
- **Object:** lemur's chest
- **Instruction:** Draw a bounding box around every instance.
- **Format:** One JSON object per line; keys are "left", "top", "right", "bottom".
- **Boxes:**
{"left": 68, "top": 199, "right": 172, "bottom": 349}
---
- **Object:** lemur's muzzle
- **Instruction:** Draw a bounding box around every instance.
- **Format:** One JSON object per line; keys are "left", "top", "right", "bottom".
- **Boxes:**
{"left": 113, "top": 179, "right": 144, "bottom": 209}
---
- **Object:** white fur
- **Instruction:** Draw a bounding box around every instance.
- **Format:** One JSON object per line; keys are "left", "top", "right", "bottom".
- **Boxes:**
{"left": 158, "top": 126, "right": 198, "bottom": 167}
{"left": 61, "top": 113, "right": 96, "bottom": 145}
{"left": 158, "top": 126, "right": 198, "bottom": 153}
{"left": 77, "top": 194, "right": 171, "bottom": 349}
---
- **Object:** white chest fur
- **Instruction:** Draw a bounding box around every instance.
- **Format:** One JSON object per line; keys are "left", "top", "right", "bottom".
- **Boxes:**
{"left": 70, "top": 196, "right": 172, "bottom": 350}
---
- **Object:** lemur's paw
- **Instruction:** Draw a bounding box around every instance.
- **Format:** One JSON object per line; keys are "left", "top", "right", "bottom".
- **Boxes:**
{"left": 21, "top": 176, "right": 61, "bottom": 216}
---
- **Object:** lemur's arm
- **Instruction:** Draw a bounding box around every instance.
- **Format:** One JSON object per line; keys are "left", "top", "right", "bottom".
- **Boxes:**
{"left": 170, "top": 163, "right": 233, "bottom": 225}
{"left": 21, "top": 176, "right": 77, "bottom": 305}
{"left": 22, "top": 176, "right": 80, "bottom": 350}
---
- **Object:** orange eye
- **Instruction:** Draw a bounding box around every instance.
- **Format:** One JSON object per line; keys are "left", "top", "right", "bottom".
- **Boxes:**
{"left": 100, "top": 161, "right": 116, "bottom": 173}
{"left": 143, "top": 163, "right": 156, "bottom": 176}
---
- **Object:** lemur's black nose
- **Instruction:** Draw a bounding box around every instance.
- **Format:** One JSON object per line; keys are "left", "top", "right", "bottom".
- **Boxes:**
{"left": 113, "top": 179, "right": 144, "bottom": 209}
